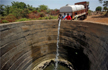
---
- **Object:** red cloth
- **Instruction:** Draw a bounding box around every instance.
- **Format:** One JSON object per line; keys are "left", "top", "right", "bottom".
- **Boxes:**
{"left": 64, "top": 15, "right": 72, "bottom": 20}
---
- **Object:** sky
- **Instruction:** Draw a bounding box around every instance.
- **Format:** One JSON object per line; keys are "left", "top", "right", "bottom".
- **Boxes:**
{"left": 0, "top": 0, "right": 103, "bottom": 11}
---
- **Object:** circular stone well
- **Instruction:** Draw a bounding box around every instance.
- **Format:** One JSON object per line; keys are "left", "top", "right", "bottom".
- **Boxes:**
{"left": 0, "top": 20, "right": 108, "bottom": 70}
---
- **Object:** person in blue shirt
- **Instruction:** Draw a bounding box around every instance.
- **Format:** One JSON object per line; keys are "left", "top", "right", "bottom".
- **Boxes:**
{"left": 63, "top": 13, "right": 67, "bottom": 19}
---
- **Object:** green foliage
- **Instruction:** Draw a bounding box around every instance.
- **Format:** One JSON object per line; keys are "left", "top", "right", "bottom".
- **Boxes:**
{"left": 51, "top": 15, "right": 58, "bottom": 19}
{"left": 21, "top": 9, "right": 29, "bottom": 17}
{"left": 11, "top": 1, "right": 26, "bottom": 9}
{"left": 32, "top": 18, "right": 37, "bottom": 20}
{"left": 26, "top": 4, "right": 36, "bottom": 11}
{"left": 10, "top": 8, "right": 22, "bottom": 18}
{"left": 5, "top": 14, "right": 16, "bottom": 22}
{"left": 0, "top": 4, "right": 5, "bottom": 16}
{"left": 99, "top": 0, "right": 108, "bottom": 7}
{"left": 2, "top": 20, "right": 9, "bottom": 23}
{"left": 88, "top": 10, "right": 92, "bottom": 15}
{"left": 54, "top": 9, "right": 58, "bottom": 11}
{"left": 44, "top": 16, "right": 49, "bottom": 19}
{"left": 103, "top": 1, "right": 108, "bottom": 7}
{"left": 49, "top": 15, "right": 58, "bottom": 19}
{"left": 46, "top": 10, "right": 50, "bottom": 14}
{"left": 39, "top": 5, "right": 48, "bottom": 10}
{"left": 103, "top": 7, "right": 108, "bottom": 11}
{"left": 28, "top": 10, "right": 32, "bottom": 13}
{"left": 96, "top": 6, "right": 102, "bottom": 11}
{"left": 36, "top": 7, "right": 41, "bottom": 12}
{"left": 37, "top": 15, "right": 57, "bottom": 20}
{"left": 40, "top": 12, "right": 45, "bottom": 17}
{"left": 38, "top": 17, "right": 42, "bottom": 20}
{"left": 1, "top": 1, "right": 59, "bottom": 23}
{"left": 0, "top": 16, "right": 5, "bottom": 20}
{"left": 4, "top": 5, "right": 10, "bottom": 16}
{"left": 37, "top": 10, "right": 41, "bottom": 12}
{"left": 16, "top": 18, "right": 30, "bottom": 21}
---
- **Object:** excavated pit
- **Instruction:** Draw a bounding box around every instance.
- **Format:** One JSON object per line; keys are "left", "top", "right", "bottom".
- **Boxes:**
{"left": 0, "top": 20, "right": 108, "bottom": 70}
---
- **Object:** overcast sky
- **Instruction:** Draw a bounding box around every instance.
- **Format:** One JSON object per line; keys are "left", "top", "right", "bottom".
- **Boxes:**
{"left": 0, "top": 0, "right": 103, "bottom": 11}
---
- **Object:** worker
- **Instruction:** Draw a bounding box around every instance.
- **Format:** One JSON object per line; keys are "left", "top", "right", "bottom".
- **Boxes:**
{"left": 58, "top": 14, "right": 62, "bottom": 21}
{"left": 63, "top": 13, "right": 67, "bottom": 19}
{"left": 63, "top": 13, "right": 72, "bottom": 20}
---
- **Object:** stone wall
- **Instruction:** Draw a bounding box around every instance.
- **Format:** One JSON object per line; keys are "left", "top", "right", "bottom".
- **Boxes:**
{"left": 0, "top": 20, "right": 58, "bottom": 70}
{"left": 60, "top": 21, "right": 108, "bottom": 70}
{"left": 0, "top": 20, "right": 108, "bottom": 70}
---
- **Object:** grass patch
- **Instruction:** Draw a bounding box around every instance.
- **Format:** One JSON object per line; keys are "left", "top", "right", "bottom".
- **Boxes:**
{"left": 16, "top": 18, "right": 30, "bottom": 22}
{"left": 2, "top": 20, "right": 9, "bottom": 23}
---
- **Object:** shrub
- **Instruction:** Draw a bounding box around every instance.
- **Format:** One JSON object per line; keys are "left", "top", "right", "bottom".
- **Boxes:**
{"left": 38, "top": 17, "right": 42, "bottom": 20}
{"left": 48, "top": 15, "right": 58, "bottom": 19}
{"left": 46, "top": 10, "right": 50, "bottom": 14}
{"left": 28, "top": 12, "right": 40, "bottom": 19}
{"left": 49, "top": 15, "right": 52, "bottom": 19}
{"left": 39, "top": 12, "right": 45, "bottom": 17}
{"left": 44, "top": 16, "right": 49, "bottom": 19}
{"left": 2, "top": 20, "right": 9, "bottom": 23}
{"left": 16, "top": 18, "right": 30, "bottom": 21}
{"left": 32, "top": 18, "right": 37, "bottom": 20}
{"left": 28, "top": 10, "right": 32, "bottom": 13}
{"left": 5, "top": 14, "right": 16, "bottom": 22}
{"left": 33, "top": 11, "right": 37, "bottom": 14}
{"left": 21, "top": 9, "right": 29, "bottom": 18}
{"left": 88, "top": 10, "right": 92, "bottom": 15}
{"left": 43, "top": 17, "right": 46, "bottom": 19}
{"left": 52, "top": 15, "right": 58, "bottom": 19}
{"left": 0, "top": 15, "right": 5, "bottom": 20}
{"left": 10, "top": 8, "right": 22, "bottom": 18}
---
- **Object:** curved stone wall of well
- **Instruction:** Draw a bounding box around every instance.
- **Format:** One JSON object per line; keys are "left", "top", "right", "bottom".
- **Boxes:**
{"left": 0, "top": 20, "right": 58, "bottom": 70}
{"left": 0, "top": 20, "right": 108, "bottom": 70}
{"left": 59, "top": 21, "right": 108, "bottom": 70}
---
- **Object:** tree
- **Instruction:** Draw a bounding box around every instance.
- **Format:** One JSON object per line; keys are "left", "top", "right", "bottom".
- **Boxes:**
{"left": 103, "top": 7, "right": 108, "bottom": 11}
{"left": 39, "top": 5, "right": 48, "bottom": 10}
{"left": 26, "top": 4, "right": 36, "bottom": 11}
{"left": 36, "top": 7, "right": 41, "bottom": 12}
{"left": 46, "top": 9, "right": 50, "bottom": 14}
{"left": 99, "top": 0, "right": 108, "bottom": 8}
{"left": 96, "top": 6, "right": 102, "bottom": 11}
{"left": 39, "top": 12, "right": 45, "bottom": 17}
{"left": 54, "top": 8, "right": 58, "bottom": 11}
{"left": 103, "top": 1, "right": 108, "bottom": 8}
{"left": 21, "top": 9, "right": 29, "bottom": 18}
{"left": 26, "top": 4, "right": 32, "bottom": 10}
{"left": 11, "top": 1, "right": 26, "bottom": 9}
{"left": 99, "top": 0, "right": 108, "bottom": 16}
{"left": 0, "top": 5, "right": 5, "bottom": 16}
{"left": 9, "top": 7, "right": 22, "bottom": 18}
{"left": 4, "top": 5, "right": 10, "bottom": 16}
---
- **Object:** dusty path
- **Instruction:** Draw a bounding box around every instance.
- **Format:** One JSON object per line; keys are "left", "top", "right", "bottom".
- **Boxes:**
{"left": 84, "top": 15, "right": 108, "bottom": 24}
